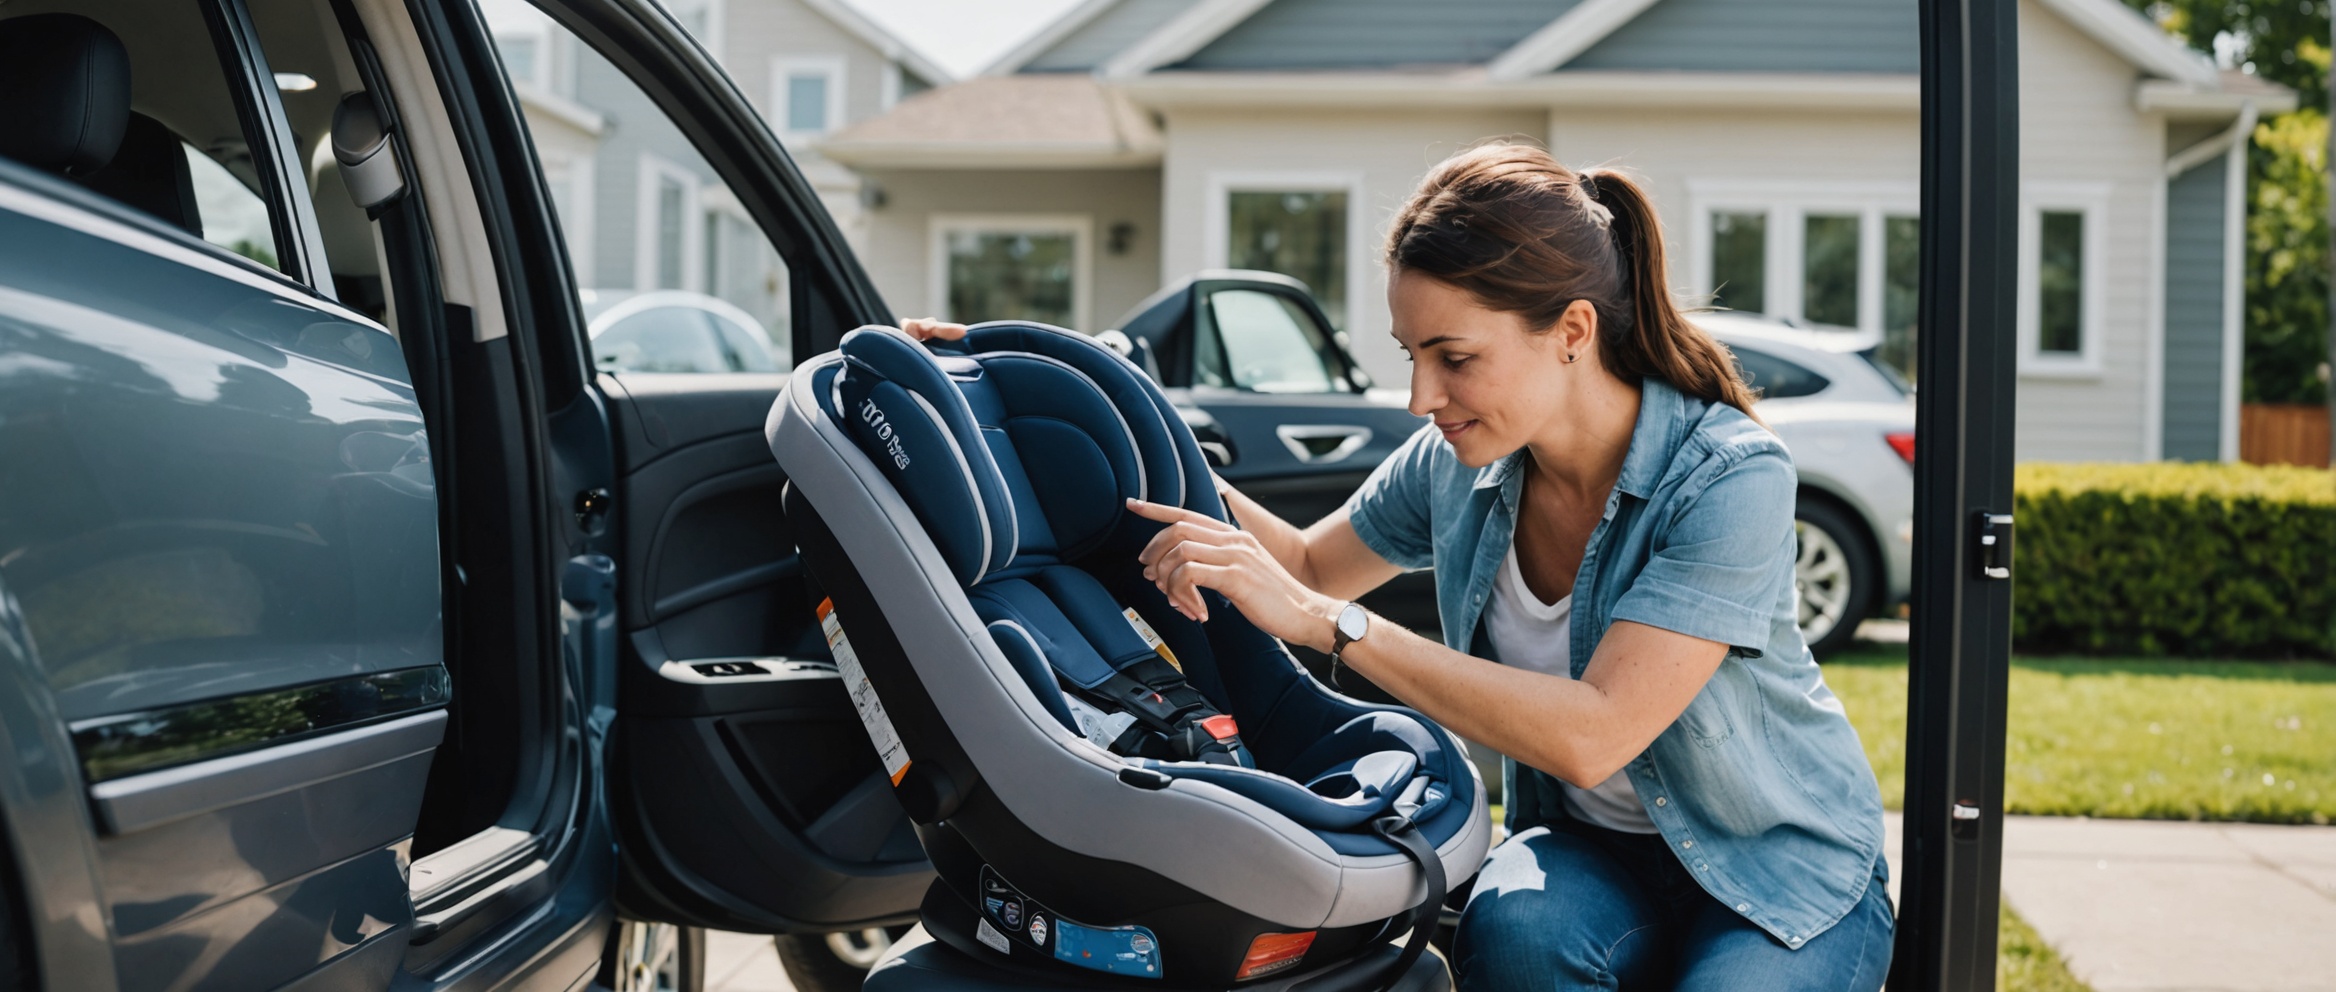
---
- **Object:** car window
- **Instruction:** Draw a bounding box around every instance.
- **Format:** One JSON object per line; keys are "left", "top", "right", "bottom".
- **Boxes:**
{"left": 1200, "top": 288, "right": 1341, "bottom": 394}
{"left": 0, "top": 6, "right": 303, "bottom": 277}
{"left": 484, "top": 0, "right": 795, "bottom": 373}
{"left": 1858, "top": 346, "right": 1913, "bottom": 397}
{"left": 1730, "top": 343, "right": 1832, "bottom": 400}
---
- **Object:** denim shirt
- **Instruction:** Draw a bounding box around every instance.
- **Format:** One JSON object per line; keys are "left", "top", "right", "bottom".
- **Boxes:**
{"left": 1344, "top": 378, "right": 1886, "bottom": 948}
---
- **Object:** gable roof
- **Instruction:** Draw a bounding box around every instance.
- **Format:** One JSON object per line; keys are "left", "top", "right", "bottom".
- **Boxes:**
{"left": 799, "top": 0, "right": 954, "bottom": 84}
{"left": 1079, "top": 0, "right": 2217, "bottom": 89}
{"left": 985, "top": 0, "right": 1198, "bottom": 75}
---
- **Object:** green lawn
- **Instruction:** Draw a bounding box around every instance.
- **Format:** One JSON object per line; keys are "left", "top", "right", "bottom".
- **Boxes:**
{"left": 1824, "top": 644, "right": 2336, "bottom": 824}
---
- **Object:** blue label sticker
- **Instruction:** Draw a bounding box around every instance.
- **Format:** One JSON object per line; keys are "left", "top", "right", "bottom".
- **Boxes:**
{"left": 1052, "top": 919, "right": 1163, "bottom": 979}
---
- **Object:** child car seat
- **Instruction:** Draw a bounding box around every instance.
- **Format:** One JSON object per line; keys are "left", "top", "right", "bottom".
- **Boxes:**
{"left": 767, "top": 322, "right": 1489, "bottom": 988}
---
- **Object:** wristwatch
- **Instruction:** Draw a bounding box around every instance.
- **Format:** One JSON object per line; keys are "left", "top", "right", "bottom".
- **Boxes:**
{"left": 1330, "top": 602, "right": 1370, "bottom": 662}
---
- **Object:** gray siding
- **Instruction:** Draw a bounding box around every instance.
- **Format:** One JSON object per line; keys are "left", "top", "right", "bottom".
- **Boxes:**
{"left": 1565, "top": 0, "right": 1918, "bottom": 73}
{"left": 1026, "top": 0, "right": 1196, "bottom": 72}
{"left": 2161, "top": 155, "right": 2227, "bottom": 461}
{"left": 575, "top": 52, "right": 720, "bottom": 290}
{"left": 1174, "top": 0, "right": 1582, "bottom": 69}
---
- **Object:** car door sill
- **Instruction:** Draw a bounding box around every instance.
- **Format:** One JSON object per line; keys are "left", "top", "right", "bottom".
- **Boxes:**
{"left": 409, "top": 825, "right": 542, "bottom": 908}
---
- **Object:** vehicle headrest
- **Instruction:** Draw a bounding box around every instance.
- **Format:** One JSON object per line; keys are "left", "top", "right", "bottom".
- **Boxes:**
{"left": 0, "top": 14, "right": 132, "bottom": 175}
{"left": 79, "top": 114, "right": 201, "bottom": 236}
{"left": 835, "top": 324, "right": 1168, "bottom": 586}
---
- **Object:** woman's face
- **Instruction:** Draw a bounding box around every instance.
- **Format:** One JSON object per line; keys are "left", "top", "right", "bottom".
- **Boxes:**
{"left": 1388, "top": 269, "right": 1583, "bottom": 468}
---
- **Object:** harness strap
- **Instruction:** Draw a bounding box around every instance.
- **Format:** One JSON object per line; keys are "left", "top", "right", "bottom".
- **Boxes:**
{"left": 1370, "top": 813, "right": 1445, "bottom": 991}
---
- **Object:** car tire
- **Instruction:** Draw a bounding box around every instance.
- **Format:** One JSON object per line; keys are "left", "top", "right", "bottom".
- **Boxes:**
{"left": 1793, "top": 497, "right": 1877, "bottom": 657}
{"left": 774, "top": 927, "right": 905, "bottom": 992}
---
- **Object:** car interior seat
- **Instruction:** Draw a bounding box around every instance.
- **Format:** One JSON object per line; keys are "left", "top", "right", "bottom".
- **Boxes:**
{"left": 0, "top": 13, "right": 202, "bottom": 238}
{"left": 768, "top": 322, "right": 1489, "bottom": 988}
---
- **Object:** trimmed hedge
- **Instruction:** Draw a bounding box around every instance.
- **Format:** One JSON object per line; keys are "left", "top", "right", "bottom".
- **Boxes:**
{"left": 2013, "top": 463, "right": 2335, "bottom": 658}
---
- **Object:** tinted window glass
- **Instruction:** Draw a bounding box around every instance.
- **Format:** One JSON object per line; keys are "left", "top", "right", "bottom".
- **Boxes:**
{"left": 1203, "top": 288, "right": 1339, "bottom": 394}
{"left": 0, "top": 7, "right": 300, "bottom": 277}
{"left": 1730, "top": 344, "right": 1831, "bottom": 400}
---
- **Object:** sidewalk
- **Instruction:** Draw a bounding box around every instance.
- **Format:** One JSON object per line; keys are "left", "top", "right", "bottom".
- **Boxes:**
{"left": 1886, "top": 813, "right": 2336, "bottom": 991}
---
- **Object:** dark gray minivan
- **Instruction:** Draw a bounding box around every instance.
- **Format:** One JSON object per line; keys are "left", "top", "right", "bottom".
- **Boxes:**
{"left": 0, "top": 0, "right": 932, "bottom": 987}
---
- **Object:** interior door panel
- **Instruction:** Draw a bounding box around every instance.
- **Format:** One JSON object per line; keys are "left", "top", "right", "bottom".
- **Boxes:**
{"left": 602, "top": 374, "right": 931, "bottom": 933}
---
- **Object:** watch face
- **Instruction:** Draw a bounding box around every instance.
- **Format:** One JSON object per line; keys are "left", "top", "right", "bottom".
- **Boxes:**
{"left": 1337, "top": 603, "right": 1368, "bottom": 642}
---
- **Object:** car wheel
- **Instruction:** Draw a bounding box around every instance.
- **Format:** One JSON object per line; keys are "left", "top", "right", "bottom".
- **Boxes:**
{"left": 1794, "top": 498, "right": 1877, "bottom": 657}
{"left": 608, "top": 921, "right": 704, "bottom": 992}
{"left": 774, "top": 927, "right": 904, "bottom": 992}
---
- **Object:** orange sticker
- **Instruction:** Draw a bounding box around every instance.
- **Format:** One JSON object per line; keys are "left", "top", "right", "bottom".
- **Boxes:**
{"left": 1235, "top": 930, "right": 1316, "bottom": 981}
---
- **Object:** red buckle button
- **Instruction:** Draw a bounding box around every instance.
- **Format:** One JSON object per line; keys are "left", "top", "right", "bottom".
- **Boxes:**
{"left": 1199, "top": 714, "right": 1239, "bottom": 741}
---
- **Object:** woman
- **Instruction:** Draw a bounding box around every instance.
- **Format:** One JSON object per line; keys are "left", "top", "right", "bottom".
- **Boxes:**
{"left": 907, "top": 143, "right": 1891, "bottom": 990}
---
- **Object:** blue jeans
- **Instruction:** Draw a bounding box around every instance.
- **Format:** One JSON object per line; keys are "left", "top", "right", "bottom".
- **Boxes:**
{"left": 1453, "top": 819, "right": 1895, "bottom": 991}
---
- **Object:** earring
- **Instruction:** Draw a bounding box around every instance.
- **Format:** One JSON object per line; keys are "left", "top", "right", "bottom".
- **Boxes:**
{"left": 1565, "top": 353, "right": 1578, "bottom": 364}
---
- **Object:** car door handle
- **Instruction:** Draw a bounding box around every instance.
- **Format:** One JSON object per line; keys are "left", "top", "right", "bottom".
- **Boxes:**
{"left": 1276, "top": 425, "right": 1373, "bottom": 464}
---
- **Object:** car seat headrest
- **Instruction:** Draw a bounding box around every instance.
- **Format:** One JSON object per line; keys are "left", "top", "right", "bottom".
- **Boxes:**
{"left": 836, "top": 324, "right": 1164, "bottom": 586}
{"left": 839, "top": 326, "right": 1020, "bottom": 585}
{"left": 0, "top": 14, "right": 132, "bottom": 176}
{"left": 79, "top": 114, "right": 201, "bottom": 236}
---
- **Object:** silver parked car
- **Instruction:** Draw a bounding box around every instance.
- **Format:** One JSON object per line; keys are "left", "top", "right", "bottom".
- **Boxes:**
{"left": 1699, "top": 313, "right": 1916, "bottom": 656}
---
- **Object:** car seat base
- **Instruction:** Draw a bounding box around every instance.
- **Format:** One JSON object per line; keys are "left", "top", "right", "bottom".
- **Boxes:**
{"left": 865, "top": 923, "right": 1451, "bottom": 992}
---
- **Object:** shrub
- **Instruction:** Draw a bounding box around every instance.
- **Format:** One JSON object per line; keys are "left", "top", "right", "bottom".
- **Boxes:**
{"left": 2013, "top": 463, "right": 2335, "bottom": 658}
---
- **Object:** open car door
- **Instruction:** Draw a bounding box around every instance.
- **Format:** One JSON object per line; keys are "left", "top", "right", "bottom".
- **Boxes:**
{"left": 491, "top": 0, "right": 929, "bottom": 935}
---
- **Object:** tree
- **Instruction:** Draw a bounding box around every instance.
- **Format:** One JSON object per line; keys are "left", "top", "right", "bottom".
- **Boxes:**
{"left": 2127, "top": 0, "right": 2332, "bottom": 407}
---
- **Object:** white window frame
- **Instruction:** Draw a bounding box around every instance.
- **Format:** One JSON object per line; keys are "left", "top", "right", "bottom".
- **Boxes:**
{"left": 768, "top": 55, "right": 847, "bottom": 143}
{"left": 1203, "top": 171, "right": 1368, "bottom": 332}
{"left": 2017, "top": 182, "right": 2111, "bottom": 378}
{"left": 1684, "top": 179, "right": 1920, "bottom": 334}
{"left": 881, "top": 60, "right": 903, "bottom": 110}
{"left": 635, "top": 153, "right": 704, "bottom": 292}
{"left": 927, "top": 214, "right": 1094, "bottom": 331}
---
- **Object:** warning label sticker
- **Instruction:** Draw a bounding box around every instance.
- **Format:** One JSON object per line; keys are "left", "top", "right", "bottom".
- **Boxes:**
{"left": 1121, "top": 608, "right": 1181, "bottom": 671}
{"left": 975, "top": 918, "right": 1012, "bottom": 955}
{"left": 819, "top": 598, "right": 911, "bottom": 785}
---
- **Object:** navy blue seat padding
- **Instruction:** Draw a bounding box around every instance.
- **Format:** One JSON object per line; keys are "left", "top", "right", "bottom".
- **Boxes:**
{"left": 827, "top": 322, "right": 1477, "bottom": 859}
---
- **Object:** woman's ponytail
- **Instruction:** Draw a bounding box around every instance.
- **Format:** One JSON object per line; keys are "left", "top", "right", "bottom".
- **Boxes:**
{"left": 1579, "top": 168, "right": 1760, "bottom": 415}
{"left": 1386, "top": 145, "right": 1760, "bottom": 418}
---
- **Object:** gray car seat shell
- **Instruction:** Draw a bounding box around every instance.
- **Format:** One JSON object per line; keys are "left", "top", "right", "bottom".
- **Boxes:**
{"left": 767, "top": 323, "right": 1488, "bottom": 986}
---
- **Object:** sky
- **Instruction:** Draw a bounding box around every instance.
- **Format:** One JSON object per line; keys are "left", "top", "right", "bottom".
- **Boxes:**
{"left": 846, "top": 0, "right": 1089, "bottom": 78}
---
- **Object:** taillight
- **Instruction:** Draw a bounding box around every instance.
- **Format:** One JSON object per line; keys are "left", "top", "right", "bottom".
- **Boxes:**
{"left": 1885, "top": 432, "right": 1916, "bottom": 464}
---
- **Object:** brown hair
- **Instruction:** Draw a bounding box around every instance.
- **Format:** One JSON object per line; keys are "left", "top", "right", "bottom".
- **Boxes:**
{"left": 1384, "top": 143, "right": 1758, "bottom": 415}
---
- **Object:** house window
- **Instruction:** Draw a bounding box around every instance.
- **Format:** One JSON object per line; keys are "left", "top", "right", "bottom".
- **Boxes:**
{"left": 1710, "top": 211, "right": 1766, "bottom": 313}
{"left": 1882, "top": 215, "right": 1920, "bottom": 379}
{"left": 636, "top": 154, "right": 703, "bottom": 292}
{"left": 1802, "top": 213, "right": 1861, "bottom": 328}
{"left": 930, "top": 215, "right": 1090, "bottom": 329}
{"left": 769, "top": 57, "right": 845, "bottom": 140}
{"left": 2016, "top": 186, "right": 2107, "bottom": 375}
{"left": 2037, "top": 211, "right": 2084, "bottom": 353}
{"left": 1226, "top": 190, "right": 1349, "bottom": 330}
{"left": 1689, "top": 182, "right": 1922, "bottom": 376}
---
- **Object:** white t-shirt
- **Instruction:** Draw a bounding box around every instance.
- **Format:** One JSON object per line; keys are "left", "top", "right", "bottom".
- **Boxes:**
{"left": 1482, "top": 542, "right": 1660, "bottom": 834}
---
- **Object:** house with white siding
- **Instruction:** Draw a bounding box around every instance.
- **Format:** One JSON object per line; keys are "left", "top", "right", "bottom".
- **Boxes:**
{"left": 820, "top": 0, "right": 2292, "bottom": 462}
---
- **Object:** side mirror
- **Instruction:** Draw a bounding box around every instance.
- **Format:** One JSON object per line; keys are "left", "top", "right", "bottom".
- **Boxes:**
{"left": 333, "top": 91, "right": 404, "bottom": 210}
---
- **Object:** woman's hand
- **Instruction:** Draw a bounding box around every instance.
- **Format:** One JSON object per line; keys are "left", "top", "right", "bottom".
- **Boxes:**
{"left": 1128, "top": 498, "right": 1343, "bottom": 651}
{"left": 899, "top": 317, "right": 968, "bottom": 342}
